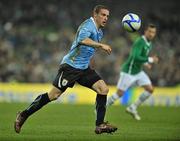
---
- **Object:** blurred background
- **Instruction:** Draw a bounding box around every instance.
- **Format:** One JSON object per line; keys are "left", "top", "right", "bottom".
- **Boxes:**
{"left": 0, "top": 2, "right": 180, "bottom": 140}
{"left": 0, "top": 0, "right": 179, "bottom": 86}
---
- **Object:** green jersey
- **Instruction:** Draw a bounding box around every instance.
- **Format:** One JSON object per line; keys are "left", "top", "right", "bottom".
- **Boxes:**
{"left": 122, "top": 36, "right": 152, "bottom": 75}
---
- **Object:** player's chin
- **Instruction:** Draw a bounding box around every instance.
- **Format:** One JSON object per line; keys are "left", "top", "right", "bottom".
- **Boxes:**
{"left": 149, "top": 37, "right": 154, "bottom": 40}
{"left": 101, "top": 23, "right": 106, "bottom": 28}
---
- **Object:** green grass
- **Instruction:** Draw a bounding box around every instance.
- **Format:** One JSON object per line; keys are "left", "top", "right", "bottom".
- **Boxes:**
{"left": 0, "top": 103, "right": 180, "bottom": 141}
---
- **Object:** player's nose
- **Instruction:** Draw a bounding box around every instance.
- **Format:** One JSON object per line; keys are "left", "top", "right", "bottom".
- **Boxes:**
{"left": 104, "top": 16, "right": 108, "bottom": 21}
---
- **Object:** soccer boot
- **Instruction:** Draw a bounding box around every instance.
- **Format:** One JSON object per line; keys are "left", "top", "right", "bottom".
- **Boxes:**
{"left": 95, "top": 121, "right": 118, "bottom": 134}
{"left": 126, "top": 106, "right": 141, "bottom": 121}
{"left": 14, "top": 111, "right": 28, "bottom": 133}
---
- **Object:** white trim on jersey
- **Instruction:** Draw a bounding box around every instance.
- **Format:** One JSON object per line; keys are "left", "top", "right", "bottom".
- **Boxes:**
{"left": 142, "top": 35, "right": 151, "bottom": 46}
{"left": 128, "top": 58, "right": 134, "bottom": 74}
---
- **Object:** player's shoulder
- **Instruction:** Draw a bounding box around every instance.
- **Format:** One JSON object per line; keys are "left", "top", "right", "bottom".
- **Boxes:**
{"left": 135, "top": 36, "right": 144, "bottom": 43}
{"left": 80, "top": 18, "right": 95, "bottom": 31}
{"left": 133, "top": 36, "right": 144, "bottom": 46}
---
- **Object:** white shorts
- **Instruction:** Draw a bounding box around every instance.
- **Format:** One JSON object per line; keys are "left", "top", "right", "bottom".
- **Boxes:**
{"left": 117, "top": 71, "right": 152, "bottom": 91}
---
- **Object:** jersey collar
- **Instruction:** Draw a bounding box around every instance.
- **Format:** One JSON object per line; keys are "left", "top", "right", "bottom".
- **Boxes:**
{"left": 90, "top": 17, "right": 101, "bottom": 32}
{"left": 142, "top": 35, "right": 151, "bottom": 46}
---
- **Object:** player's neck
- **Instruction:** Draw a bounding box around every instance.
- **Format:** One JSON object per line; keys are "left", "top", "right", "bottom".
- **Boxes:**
{"left": 143, "top": 35, "right": 151, "bottom": 43}
{"left": 91, "top": 17, "right": 100, "bottom": 30}
{"left": 95, "top": 21, "right": 100, "bottom": 29}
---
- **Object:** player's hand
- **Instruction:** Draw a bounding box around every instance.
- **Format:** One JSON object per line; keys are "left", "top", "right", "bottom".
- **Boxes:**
{"left": 100, "top": 44, "right": 112, "bottom": 55}
{"left": 152, "top": 55, "right": 159, "bottom": 64}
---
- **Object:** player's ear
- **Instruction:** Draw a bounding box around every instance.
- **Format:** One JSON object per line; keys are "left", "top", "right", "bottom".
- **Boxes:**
{"left": 93, "top": 12, "right": 98, "bottom": 19}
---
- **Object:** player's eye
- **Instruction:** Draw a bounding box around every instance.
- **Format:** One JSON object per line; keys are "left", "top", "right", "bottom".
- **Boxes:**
{"left": 102, "top": 13, "right": 109, "bottom": 18}
{"left": 101, "top": 13, "right": 106, "bottom": 16}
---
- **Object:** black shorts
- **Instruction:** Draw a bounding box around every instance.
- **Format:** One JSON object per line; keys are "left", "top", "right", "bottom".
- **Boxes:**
{"left": 53, "top": 63, "right": 101, "bottom": 92}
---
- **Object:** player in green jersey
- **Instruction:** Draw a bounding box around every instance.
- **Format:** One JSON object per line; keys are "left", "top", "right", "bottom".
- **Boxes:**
{"left": 107, "top": 24, "right": 159, "bottom": 120}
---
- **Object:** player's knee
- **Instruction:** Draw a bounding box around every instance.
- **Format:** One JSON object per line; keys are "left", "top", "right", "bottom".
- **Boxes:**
{"left": 117, "top": 89, "right": 124, "bottom": 97}
{"left": 48, "top": 86, "right": 63, "bottom": 101}
{"left": 98, "top": 86, "right": 109, "bottom": 95}
{"left": 48, "top": 92, "right": 62, "bottom": 101}
{"left": 103, "top": 86, "right": 109, "bottom": 95}
{"left": 150, "top": 87, "right": 154, "bottom": 93}
{"left": 145, "top": 86, "right": 154, "bottom": 94}
{"left": 53, "top": 93, "right": 61, "bottom": 100}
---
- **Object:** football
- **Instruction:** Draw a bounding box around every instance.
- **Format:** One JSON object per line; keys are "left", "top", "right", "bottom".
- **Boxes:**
{"left": 122, "top": 13, "right": 141, "bottom": 32}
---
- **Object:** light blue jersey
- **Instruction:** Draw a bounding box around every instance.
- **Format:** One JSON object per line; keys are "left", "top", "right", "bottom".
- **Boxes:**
{"left": 61, "top": 17, "right": 103, "bottom": 69}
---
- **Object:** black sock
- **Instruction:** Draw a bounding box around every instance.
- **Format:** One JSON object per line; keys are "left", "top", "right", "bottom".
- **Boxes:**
{"left": 22, "top": 93, "right": 50, "bottom": 117}
{"left": 95, "top": 94, "right": 107, "bottom": 126}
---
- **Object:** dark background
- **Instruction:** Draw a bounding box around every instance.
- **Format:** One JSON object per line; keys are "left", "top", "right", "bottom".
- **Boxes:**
{"left": 0, "top": 0, "right": 179, "bottom": 86}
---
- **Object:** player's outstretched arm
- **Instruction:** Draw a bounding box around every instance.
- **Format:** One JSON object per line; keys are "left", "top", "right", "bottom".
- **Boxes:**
{"left": 80, "top": 38, "right": 112, "bottom": 55}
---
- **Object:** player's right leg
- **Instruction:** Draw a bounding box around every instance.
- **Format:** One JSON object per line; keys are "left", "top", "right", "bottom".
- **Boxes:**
{"left": 107, "top": 72, "right": 134, "bottom": 106}
{"left": 92, "top": 80, "right": 118, "bottom": 134}
{"left": 77, "top": 67, "right": 117, "bottom": 134}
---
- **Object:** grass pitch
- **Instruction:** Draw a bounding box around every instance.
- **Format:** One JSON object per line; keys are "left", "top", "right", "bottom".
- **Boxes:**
{"left": 0, "top": 103, "right": 180, "bottom": 141}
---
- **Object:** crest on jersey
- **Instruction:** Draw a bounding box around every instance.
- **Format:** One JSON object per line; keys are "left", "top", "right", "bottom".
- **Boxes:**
{"left": 62, "top": 79, "right": 68, "bottom": 86}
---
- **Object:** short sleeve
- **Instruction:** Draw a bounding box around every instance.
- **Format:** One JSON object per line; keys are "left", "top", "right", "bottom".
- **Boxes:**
{"left": 76, "top": 26, "right": 92, "bottom": 43}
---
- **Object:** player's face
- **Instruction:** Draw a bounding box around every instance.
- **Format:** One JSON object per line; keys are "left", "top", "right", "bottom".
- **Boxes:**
{"left": 94, "top": 9, "right": 109, "bottom": 28}
{"left": 145, "top": 27, "right": 157, "bottom": 41}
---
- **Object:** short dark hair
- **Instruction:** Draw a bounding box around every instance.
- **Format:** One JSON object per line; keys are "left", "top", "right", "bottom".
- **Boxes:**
{"left": 145, "top": 23, "right": 156, "bottom": 30}
{"left": 93, "top": 5, "right": 109, "bottom": 15}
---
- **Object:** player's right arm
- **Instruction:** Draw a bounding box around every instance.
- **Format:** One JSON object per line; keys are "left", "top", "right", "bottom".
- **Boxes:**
{"left": 80, "top": 38, "right": 112, "bottom": 55}
{"left": 76, "top": 23, "right": 111, "bottom": 55}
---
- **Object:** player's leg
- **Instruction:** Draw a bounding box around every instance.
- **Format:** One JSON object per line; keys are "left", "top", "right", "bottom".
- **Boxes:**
{"left": 14, "top": 64, "right": 76, "bottom": 133}
{"left": 126, "top": 71, "right": 153, "bottom": 120}
{"left": 107, "top": 72, "right": 134, "bottom": 106}
{"left": 130, "top": 84, "right": 154, "bottom": 109}
{"left": 23, "top": 86, "right": 63, "bottom": 117}
{"left": 106, "top": 89, "right": 124, "bottom": 106}
{"left": 14, "top": 86, "right": 63, "bottom": 133}
{"left": 77, "top": 68, "right": 117, "bottom": 134}
{"left": 92, "top": 80, "right": 109, "bottom": 126}
{"left": 92, "top": 80, "right": 117, "bottom": 134}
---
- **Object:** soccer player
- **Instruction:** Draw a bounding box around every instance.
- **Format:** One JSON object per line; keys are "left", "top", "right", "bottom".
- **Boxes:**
{"left": 14, "top": 5, "right": 117, "bottom": 134}
{"left": 107, "top": 24, "right": 159, "bottom": 120}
